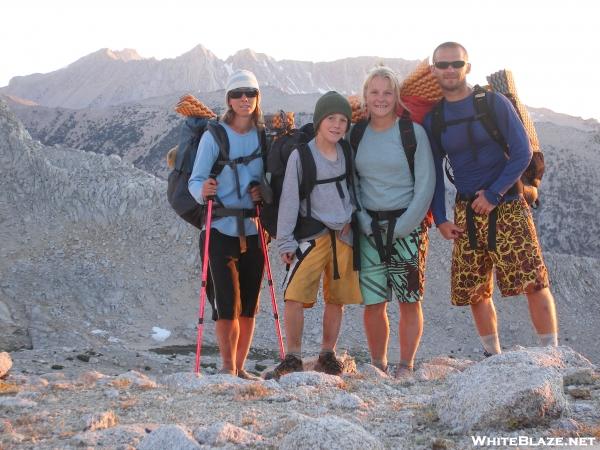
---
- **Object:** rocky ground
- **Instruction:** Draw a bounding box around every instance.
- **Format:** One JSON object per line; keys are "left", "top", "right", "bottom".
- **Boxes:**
{"left": 1, "top": 346, "right": 599, "bottom": 449}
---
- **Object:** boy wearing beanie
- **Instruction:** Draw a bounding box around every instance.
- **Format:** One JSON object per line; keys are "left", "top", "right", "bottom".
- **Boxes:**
{"left": 266, "top": 91, "right": 362, "bottom": 379}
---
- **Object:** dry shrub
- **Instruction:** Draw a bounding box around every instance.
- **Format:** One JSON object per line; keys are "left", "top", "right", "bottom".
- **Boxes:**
{"left": 234, "top": 383, "right": 272, "bottom": 401}
{"left": 552, "top": 422, "right": 600, "bottom": 439}
{"left": 0, "top": 380, "right": 20, "bottom": 395}
{"left": 110, "top": 378, "right": 132, "bottom": 389}
{"left": 119, "top": 398, "right": 138, "bottom": 410}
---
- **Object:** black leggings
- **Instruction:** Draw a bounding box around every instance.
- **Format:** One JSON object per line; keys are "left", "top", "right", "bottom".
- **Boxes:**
{"left": 199, "top": 229, "right": 264, "bottom": 321}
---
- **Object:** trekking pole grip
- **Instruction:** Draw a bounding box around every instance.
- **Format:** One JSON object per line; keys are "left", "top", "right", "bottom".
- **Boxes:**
{"left": 205, "top": 174, "right": 217, "bottom": 202}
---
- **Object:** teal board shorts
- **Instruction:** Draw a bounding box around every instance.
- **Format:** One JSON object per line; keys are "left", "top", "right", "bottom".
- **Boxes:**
{"left": 359, "top": 222, "right": 429, "bottom": 305}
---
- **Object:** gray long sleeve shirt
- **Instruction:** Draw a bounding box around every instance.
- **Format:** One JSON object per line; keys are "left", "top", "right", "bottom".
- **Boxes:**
{"left": 276, "top": 139, "right": 354, "bottom": 255}
{"left": 354, "top": 120, "right": 435, "bottom": 238}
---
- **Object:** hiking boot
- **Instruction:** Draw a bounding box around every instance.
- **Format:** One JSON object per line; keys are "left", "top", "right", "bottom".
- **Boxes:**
{"left": 263, "top": 354, "right": 303, "bottom": 380}
{"left": 313, "top": 351, "right": 343, "bottom": 376}
{"left": 237, "top": 369, "right": 261, "bottom": 381}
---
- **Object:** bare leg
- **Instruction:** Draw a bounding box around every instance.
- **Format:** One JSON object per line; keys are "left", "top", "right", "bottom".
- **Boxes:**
{"left": 470, "top": 296, "right": 498, "bottom": 337}
{"left": 526, "top": 287, "right": 558, "bottom": 336}
{"left": 363, "top": 302, "right": 389, "bottom": 369}
{"left": 284, "top": 300, "right": 304, "bottom": 354}
{"left": 235, "top": 317, "right": 256, "bottom": 371}
{"left": 322, "top": 303, "right": 344, "bottom": 352}
{"left": 215, "top": 319, "right": 239, "bottom": 373}
{"left": 398, "top": 302, "right": 423, "bottom": 367}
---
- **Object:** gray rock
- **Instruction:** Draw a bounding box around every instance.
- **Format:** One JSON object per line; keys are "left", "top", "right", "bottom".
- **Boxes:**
{"left": 563, "top": 368, "right": 597, "bottom": 386}
{"left": 71, "top": 424, "right": 147, "bottom": 448}
{"left": 280, "top": 416, "right": 383, "bottom": 450}
{"left": 137, "top": 425, "right": 201, "bottom": 450}
{"left": 278, "top": 372, "right": 345, "bottom": 389}
{"left": 161, "top": 372, "right": 249, "bottom": 391}
{"left": 436, "top": 347, "right": 572, "bottom": 432}
{"left": 0, "top": 397, "right": 37, "bottom": 408}
{"left": 358, "top": 363, "right": 389, "bottom": 379}
{"left": 416, "top": 362, "right": 460, "bottom": 382}
{"left": 0, "top": 352, "right": 12, "bottom": 378}
{"left": 193, "top": 421, "right": 262, "bottom": 446}
{"left": 554, "top": 418, "right": 581, "bottom": 432}
{"left": 330, "top": 392, "right": 365, "bottom": 410}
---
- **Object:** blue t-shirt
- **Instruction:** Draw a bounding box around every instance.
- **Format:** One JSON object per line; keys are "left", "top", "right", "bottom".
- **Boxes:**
{"left": 188, "top": 122, "right": 263, "bottom": 237}
{"left": 423, "top": 92, "right": 532, "bottom": 225}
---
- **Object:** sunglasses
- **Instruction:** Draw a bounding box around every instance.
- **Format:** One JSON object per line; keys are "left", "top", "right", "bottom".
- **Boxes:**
{"left": 433, "top": 60, "right": 467, "bottom": 70}
{"left": 229, "top": 89, "right": 258, "bottom": 99}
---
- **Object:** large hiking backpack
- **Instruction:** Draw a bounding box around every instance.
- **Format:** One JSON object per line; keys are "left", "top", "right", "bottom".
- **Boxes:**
{"left": 259, "top": 122, "right": 357, "bottom": 239}
{"left": 430, "top": 84, "right": 545, "bottom": 207}
{"left": 166, "top": 117, "right": 267, "bottom": 229}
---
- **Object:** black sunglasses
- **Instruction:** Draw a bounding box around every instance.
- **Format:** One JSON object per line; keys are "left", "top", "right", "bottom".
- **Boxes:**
{"left": 433, "top": 60, "right": 466, "bottom": 70}
{"left": 229, "top": 89, "right": 258, "bottom": 99}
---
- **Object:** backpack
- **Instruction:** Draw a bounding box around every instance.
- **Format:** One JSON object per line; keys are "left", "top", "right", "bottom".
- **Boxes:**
{"left": 430, "top": 84, "right": 545, "bottom": 207}
{"left": 259, "top": 122, "right": 357, "bottom": 240}
{"left": 166, "top": 117, "right": 267, "bottom": 229}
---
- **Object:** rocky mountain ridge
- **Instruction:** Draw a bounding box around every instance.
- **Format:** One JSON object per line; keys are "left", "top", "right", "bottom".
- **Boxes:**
{"left": 0, "top": 45, "right": 417, "bottom": 109}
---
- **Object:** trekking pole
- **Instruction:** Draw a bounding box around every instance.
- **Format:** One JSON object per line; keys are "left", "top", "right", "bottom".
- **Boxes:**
{"left": 250, "top": 183, "right": 286, "bottom": 360}
{"left": 194, "top": 179, "right": 215, "bottom": 374}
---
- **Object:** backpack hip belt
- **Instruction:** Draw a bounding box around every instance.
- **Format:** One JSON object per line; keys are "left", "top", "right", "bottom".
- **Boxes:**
{"left": 455, "top": 183, "right": 520, "bottom": 252}
{"left": 366, "top": 208, "right": 407, "bottom": 301}
{"left": 212, "top": 207, "right": 258, "bottom": 249}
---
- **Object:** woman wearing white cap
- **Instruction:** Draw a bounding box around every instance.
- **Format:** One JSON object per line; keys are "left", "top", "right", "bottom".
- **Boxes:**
{"left": 188, "top": 69, "right": 265, "bottom": 379}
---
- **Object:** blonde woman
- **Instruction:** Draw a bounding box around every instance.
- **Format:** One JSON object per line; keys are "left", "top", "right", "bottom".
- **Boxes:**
{"left": 351, "top": 66, "right": 435, "bottom": 377}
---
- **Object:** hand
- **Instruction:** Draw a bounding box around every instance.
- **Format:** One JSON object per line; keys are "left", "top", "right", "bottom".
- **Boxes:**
{"left": 438, "top": 221, "right": 464, "bottom": 240}
{"left": 281, "top": 252, "right": 295, "bottom": 265}
{"left": 340, "top": 223, "right": 351, "bottom": 237}
{"left": 248, "top": 184, "right": 262, "bottom": 203}
{"left": 471, "top": 190, "right": 496, "bottom": 215}
{"left": 202, "top": 178, "right": 218, "bottom": 200}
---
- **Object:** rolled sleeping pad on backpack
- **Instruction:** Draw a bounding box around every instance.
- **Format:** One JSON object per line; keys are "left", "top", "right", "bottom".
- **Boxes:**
{"left": 486, "top": 69, "right": 544, "bottom": 206}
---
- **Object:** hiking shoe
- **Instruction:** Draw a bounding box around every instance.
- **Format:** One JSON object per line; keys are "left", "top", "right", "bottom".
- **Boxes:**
{"left": 237, "top": 369, "right": 261, "bottom": 381}
{"left": 263, "top": 354, "right": 303, "bottom": 380}
{"left": 313, "top": 351, "right": 343, "bottom": 376}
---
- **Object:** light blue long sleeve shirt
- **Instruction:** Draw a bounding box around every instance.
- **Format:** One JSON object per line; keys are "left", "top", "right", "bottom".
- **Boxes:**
{"left": 188, "top": 122, "right": 263, "bottom": 237}
{"left": 354, "top": 120, "right": 435, "bottom": 238}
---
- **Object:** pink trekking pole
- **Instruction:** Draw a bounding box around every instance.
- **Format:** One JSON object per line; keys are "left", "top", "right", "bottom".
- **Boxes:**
{"left": 194, "top": 195, "right": 214, "bottom": 374}
{"left": 255, "top": 203, "right": 286, "bottom": 361}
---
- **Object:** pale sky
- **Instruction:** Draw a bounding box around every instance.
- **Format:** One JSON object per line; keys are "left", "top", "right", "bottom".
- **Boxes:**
{"left": 2, "top": 0, "right": 599, "bottom": 120}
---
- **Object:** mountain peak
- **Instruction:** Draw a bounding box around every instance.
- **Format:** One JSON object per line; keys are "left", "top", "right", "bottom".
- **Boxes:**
{"left": 107, "top": 48, "right": 142, "bottom": 62}
{"left": 228, "top": 48, "right": 269, "bottom": 62}
{"left": 180, "top": 44, "right": 217, "bottom": 60}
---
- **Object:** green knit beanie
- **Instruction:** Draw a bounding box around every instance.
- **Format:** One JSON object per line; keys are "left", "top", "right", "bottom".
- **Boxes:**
{"left": 313, "top": 91, "right": 352, "bottom": 132}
